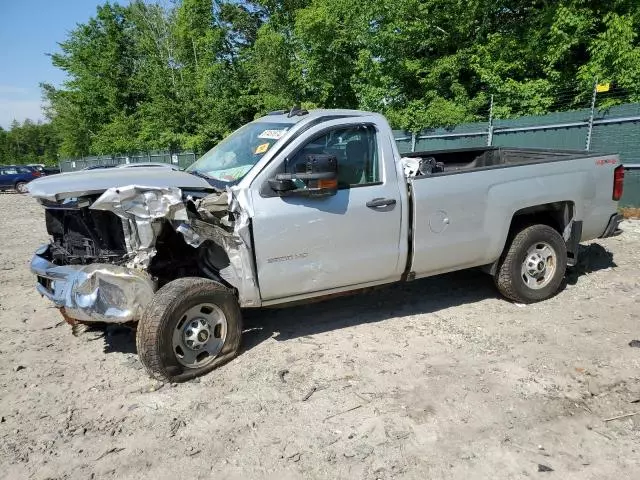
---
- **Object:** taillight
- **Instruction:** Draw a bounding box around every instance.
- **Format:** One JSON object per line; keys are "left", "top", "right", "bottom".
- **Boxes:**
{"left": 613, "top": 165, "right": 624, "bottom": 201}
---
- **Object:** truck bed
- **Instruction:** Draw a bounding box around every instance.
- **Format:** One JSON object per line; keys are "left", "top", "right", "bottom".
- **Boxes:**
{"left": 405, "top": 147, "right": 596, "bottom": 175}
{"left": 405, "top": 146, "right": 620, "bottom": 281}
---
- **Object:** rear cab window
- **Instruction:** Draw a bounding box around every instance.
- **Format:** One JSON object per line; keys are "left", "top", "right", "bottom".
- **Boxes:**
{"left": 288, "top": 125, "right": 380, "bottom": 188}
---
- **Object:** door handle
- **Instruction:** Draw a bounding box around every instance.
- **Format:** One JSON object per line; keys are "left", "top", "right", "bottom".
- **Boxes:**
{"left": 366, "top": 197, "right": 397, "bottom": 209}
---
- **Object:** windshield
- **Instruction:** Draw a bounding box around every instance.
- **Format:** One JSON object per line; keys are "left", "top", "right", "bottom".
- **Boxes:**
{"left": 187, "top": 121, "right": 295, "bottom": 183}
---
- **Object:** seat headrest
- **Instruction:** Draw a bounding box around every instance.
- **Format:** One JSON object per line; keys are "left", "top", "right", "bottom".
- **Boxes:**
{"left": 345, "top": 138, "right": 367, "bottom": 159}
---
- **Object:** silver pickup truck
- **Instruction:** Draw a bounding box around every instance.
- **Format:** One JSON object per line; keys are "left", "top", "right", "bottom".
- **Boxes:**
{"left": 27, "top": 108, "right": 625, "bottom": 381}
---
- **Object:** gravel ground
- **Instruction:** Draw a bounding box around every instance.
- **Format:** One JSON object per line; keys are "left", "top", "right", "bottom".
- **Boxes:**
{"left": 1, "top": 192, "right": 639, "bottom": 480}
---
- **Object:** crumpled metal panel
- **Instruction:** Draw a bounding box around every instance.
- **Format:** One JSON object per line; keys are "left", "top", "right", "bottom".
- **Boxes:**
{"left": 219, "top": 187, "right": 261, "bottom": 307}
{"left": 90, "top": 186, "right": 188, "bottom": 268}
{"left": 196, "top": 191, "right": 230, "bottom": 223}
{"left": 31, "top": 249, "right": 156, "bottom": 323}
{"left": 72, "top": 183, "right": 261, "bottom": 308}
{"left": 190, "top": 187, "right": 261, "bottom": 307}
{"left": 176, "top": 223, "right": 205, "bottom": 248}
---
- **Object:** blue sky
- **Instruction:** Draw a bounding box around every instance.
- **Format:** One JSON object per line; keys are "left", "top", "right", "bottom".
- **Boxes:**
{"left": 0, "top": 0, "right": 122, "bottom": 129}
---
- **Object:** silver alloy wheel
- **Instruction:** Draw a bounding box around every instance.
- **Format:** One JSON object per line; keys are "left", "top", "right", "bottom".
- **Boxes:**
{"left": 521, "top": 241, "right": 557, "bottom": 290}
{"left": 172, "top": 303, "right": 227, "bottom": 368}
{"left": 16, "top": 182, "right": 27, "bottom": 193}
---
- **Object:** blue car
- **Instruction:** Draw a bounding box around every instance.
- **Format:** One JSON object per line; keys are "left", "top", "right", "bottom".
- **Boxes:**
{"left": 0, "top": 165, "right": 42, "bottom": 193}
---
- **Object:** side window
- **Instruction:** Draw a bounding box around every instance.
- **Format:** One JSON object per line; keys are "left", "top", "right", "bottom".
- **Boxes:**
{"left": 4, "top": 168, "right": 18, "bottom": 175}
{"left": 289, "top": 125, "right": 380, "bottom": 188}
{"left": 18, "top": 167, "right": 31, "bottom": 173}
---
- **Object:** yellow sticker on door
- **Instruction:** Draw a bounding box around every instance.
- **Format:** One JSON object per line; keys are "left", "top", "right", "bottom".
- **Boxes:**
{"left": 255, "top": 143, "right": 270, "bottom": 154}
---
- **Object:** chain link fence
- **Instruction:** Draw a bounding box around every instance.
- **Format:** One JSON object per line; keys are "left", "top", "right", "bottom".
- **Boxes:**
{"left": 59, "top": 151, "right": 200, "bottom": 172}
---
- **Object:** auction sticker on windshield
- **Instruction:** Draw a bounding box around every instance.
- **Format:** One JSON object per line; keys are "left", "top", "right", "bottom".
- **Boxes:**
{"left": 255, "top": 143, "right": 270, "bottom": 154}
{"left": 258, "top": 129, "right": 288, "bottom": 140}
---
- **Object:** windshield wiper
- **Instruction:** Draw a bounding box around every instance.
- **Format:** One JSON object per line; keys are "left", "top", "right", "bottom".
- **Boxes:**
{"left": 187, "top": 170, "right": 225, "bottom": 192}
{"left": 188, "top": 170, "right": 213, "bottom": 180}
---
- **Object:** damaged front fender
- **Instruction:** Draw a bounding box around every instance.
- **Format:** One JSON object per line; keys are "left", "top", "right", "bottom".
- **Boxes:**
{"left": 88, "top": 184, "right": 262, "bottom": 308}
{"left": 183, "top": 187, "right": 261, "bottom": 307}
{"left": 216, "top": 187, "right": 261, "bottom": 307}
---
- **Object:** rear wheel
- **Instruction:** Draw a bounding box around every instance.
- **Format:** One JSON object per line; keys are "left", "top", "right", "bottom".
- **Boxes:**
{"left": 495, "top": 224, "right": 567, "bottom": 303}
{"left": 136, "top": 277, "right": 242, "bottom": 382}
{"left": 15, "top": 182, "right": 28, "bottom": 193}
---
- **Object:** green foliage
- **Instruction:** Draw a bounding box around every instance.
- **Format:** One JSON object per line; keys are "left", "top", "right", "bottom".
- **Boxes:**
{"left": 578, "top": 12, "right": 640, "bottom": 104}
{"left": 0, "top": 120, "right": 59, "bottom": 165}
{"left": 19, "top": 0, "right": 640, "bottom": 156}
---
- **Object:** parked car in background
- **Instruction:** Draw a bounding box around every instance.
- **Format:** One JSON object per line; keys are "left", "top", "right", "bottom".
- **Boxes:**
{"left": 43, "top": 166, "right": 61, "bottom": 175}
{"left": 27, "top": 164, "right": 45, "bottom": 172}
{"left": 0, "top": 165, "right": 42, "bottom": 193}
{"left": 26, "top": 164, "right": 61, "bottom": 176}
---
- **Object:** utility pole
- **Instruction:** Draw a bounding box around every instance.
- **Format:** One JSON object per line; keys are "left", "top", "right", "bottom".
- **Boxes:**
{"left": 586, "top": 79, "right": 598, "bottom": 151}
{"left": 487, "top": 94, "right": 494, "bottom": 147}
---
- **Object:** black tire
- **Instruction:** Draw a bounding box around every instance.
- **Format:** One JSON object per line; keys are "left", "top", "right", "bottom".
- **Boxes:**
{"left": 136, "top": 277, "right": 242, "bottom": 382}
{"left": 15, "top": 182, "right": 28, "bottom": 194}
{"left": 495, "top": 224, "right": 567, "bottom": 304}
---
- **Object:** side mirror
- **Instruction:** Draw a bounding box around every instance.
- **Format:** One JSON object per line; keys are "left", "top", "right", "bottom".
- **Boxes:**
{"left": 269, "top": 154, "right": 338, "bottom": 198}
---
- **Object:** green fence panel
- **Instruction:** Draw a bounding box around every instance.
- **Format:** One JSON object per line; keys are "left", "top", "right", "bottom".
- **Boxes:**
{"left": 415, "top": 134, "right": 488, "bottom": 151}
{"left": 620, "top": 168, "right": 640, "bottom": 208}
{"left": 493, "top": 126, "right": 588, "bottom": 150}
{"left": 590, "top": 121, "right": 640, "bottom": 165}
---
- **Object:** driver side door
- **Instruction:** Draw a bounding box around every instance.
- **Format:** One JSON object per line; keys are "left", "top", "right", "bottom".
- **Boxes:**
{"left": 250, "top": 120, "right": 403, "bottom": 302}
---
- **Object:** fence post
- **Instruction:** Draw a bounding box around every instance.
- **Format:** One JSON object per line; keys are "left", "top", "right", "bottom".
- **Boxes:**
{"left": 487, "top": 94, "right": 494, "bottom": 147}
{"left": 411, "top": 132, "right": 416, "bottom": 152}
{"left": 586, "top": 79, "right": 598, "bottom": 151}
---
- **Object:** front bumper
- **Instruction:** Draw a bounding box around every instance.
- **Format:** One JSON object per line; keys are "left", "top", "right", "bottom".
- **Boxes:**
{"left": 600, "top": 213, "right": 624, "bottom": 238}
{"left": 31, "top": 245, "right": 156, "bottom": 323}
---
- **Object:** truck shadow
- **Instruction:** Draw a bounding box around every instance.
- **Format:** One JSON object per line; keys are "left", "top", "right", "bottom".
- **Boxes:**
{"left": 99, "top": 242, "right": 615, "bottom": 356}
{"left": 565, "top": 243, "right": 616, "bottom": 285}
{"left": 103, "top": 325, "right": 137, "bottom": 354}
{"left": 240, "top": 269, "right": 497, "bottom": 353}
{"left": 241, "top": 242, "right": 616, "bottom": 353}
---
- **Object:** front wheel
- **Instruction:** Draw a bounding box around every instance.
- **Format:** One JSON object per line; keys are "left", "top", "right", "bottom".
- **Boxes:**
{"left": 136, "top": 277, "right": 242, "bottom": 382}
{"left": 495, "top": 224, "right": 567, "bottom": 304}
{"left": 15, "top": 182, "right": 28, "bottom": 193}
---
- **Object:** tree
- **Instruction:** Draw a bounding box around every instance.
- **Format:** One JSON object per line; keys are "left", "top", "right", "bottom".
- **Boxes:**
{"left": 39, "top": 0, "right": 640, "bottom": 151}
{"left": 0, "top": 120, "right": 60, "bottom": 165}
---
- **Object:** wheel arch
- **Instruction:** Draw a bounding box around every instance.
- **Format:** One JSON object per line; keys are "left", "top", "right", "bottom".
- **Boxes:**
{"left": 14, "top": 179, "right": 29, "bottom": 190}
{"left": 484, "top": 200, "right": 578, "bottom": 275}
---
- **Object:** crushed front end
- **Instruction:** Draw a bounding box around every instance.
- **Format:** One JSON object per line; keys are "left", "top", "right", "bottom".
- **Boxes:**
{"left": 29, "top": 183, "right": 260, "bottom": 332}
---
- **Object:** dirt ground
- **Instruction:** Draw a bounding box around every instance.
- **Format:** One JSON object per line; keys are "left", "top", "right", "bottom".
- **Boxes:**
{"left": 1, "top": 192, "right": 639, "bottom": 480}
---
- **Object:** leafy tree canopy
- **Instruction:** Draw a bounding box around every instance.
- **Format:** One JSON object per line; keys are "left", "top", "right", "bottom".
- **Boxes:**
{"left": 5, "top": 0, "right": 640, "bottom": 160}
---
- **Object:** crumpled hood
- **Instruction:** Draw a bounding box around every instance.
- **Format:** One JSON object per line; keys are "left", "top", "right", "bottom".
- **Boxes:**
{"left": 27, "top": 167, "right": 212, "bottom": 201}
